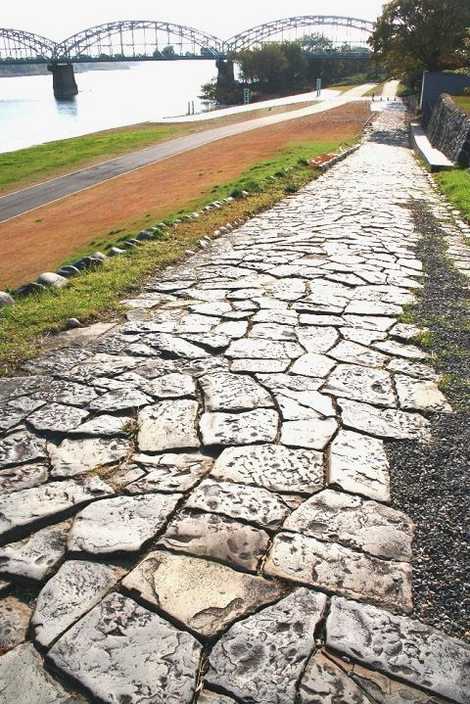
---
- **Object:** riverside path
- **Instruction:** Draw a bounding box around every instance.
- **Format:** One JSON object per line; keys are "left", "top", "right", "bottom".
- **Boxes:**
{"left": 0, "top": 104, "right": 468, "bottom": 704}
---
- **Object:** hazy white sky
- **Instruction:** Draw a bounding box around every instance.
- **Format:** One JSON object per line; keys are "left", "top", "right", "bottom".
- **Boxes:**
{"left": 3, "top": 1, "right": 385, "bottom": 40}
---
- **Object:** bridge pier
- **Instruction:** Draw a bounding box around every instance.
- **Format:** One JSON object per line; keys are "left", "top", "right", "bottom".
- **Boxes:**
{"left": 216, "top": 57, "right": 238, "bottom": 104}
{"left": 48, "top": 62, "right": 78, "bottom": 100}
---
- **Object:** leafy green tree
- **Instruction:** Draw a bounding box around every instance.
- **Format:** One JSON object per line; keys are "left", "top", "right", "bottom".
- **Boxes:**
{"left": 301, "top": 33, "right": 335, "bottom": 53}
{"left": 237, "top": 43, "right": 288, "bottom": 91}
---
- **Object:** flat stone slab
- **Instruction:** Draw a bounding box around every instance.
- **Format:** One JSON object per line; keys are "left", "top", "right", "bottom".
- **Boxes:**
{"left": 0, "top": 431, "right": 46, "bottom": 470}
{"left": 158, "top": 510, "right": 270, "bottom": 572}
{"left": 0, "top": 520, "right": 71, "bottom": 581}
{"left": 291, "top": 353, "right": 336, "bottom": 377}
{"left": 0, "top": 397, "right": 45, "bottom": 433}
{"left": 0, "top": 478, "right": 112, "bottom": 540}
{"left": 185, "top": 479, "right": 289, "bottom": 530}
{"left": 328, "top": 340, "right": 389, "bottom": 368}
{"left": 197, "top": 691, "right": 238, "bottom": 704}
{"left": 323, "top": 364, "right": 396, "bottom": 407}
{"left": 206, "top": 589, "right": 327, "bottom": 703}
{"left": 145, "top": 372, "right": 196, "bottom": 398}
{"left": 49, "top": 592, "right": 202, "bottom": 704}
{"left": 0, "top": 463, "right": 48, "bottom": 495}
{"left": 128, "top": 453, "right": 213, "bottom": 493}
{"left": 200, "top": 409, "right": 278, "bottom": 446}
{"left": 296, "top": 326, "right": 339, "bottom": 353}
{"left": 88, "top": 387, "right": 152, "bottom": 412}
{"left": 66, "top": 414, "right": 133, "bottom": 437}
{"left": 395, "top": 375, "right": 452, "bottom": 413}
{"left": 27, "top": 404, "right": 89, "bottom": 433}
{"left": 339, "top": 399, "right": 430, "bottom": 440}
{"left": 265, "top": 531, "right": 412, "bottom": 613}
{"left": 326, "top": 598, "right": 470, "bottom": 704}
{"left": 200, "top": 372, "right": 273, "bottom": 411}
{"left": 329, "top": 430, "right": 390, "bottom": 502}
{"left": 283, "top": 489, "right": 413, "bottom": 561}
{"left": 213, "top": 444, "right": 323, "bottom": 495}
{"left": 32, "top": 560, "right": 124, "bottom": 647}
{"left": 226, "top": 338, "right": 303, "bottom": 359}
{"left": 49, "top": 437, "right": 131, "bottom": 478}
{"left": 373, "top": 339, "right": 429, "bottom": 360}
{"left": 68, "top": 494, "right": 179, "bottom": 554}
{"left": 281, "top": 417, "right": 338, "bottom": 450}
{"left": 138, "top": 400, "right": 200, "bottom": 452}
{"left": 0, "top": 597, "right": 32, "bottom": 653}
{"left": 123, "top": 550, "right": 287, "bottom": 637}
{"left": 299, "top": 652, "right": 369, "bottom": 704}
{"left": 231, "top": 358, "right": 290, "bottom": 373}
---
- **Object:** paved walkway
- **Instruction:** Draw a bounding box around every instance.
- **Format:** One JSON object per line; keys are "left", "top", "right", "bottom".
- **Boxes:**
{"left": 0, "top": 106, "right": 469, "bottom": 704}
{"left": 0, "top": 84, "right": 373, "bottom": 224}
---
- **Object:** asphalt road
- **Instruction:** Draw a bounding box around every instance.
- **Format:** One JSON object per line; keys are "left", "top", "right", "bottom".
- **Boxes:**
{"left": 0, "top": 85, "right": 374, "bottom": 224}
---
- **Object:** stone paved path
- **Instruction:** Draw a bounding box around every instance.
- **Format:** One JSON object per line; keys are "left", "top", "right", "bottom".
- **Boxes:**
{"left": 0, "top": 106, "right": 469, "bottom": 704}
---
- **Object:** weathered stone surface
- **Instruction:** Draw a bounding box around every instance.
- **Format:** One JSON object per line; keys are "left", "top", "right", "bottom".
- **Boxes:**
{"left": 0, "top": 521, "right": 71, "bottom": 581}
{"left": 128, "top": 452, "right": 213, "bottom": 493}
{"left": 226, "top": 338, "right": 303, "bottom": 359}
{"left": 345, "top": 300, "right": 402, "bottom": 317}
{"left": 373, "top": 339, "right": 429, "bottom": 360}
{"left": 185, "top": 479, "right": 289, "bottom": 529}
{"left": 26, "top": 404, "right": 89, "bottom": 434}
{"left": 329, "top": 430, "right": 390, "bottom": 502}
{"left": 0, "top": 431, "right": 46, "bottom": 470}
{"left": 265, "top": 532, "right": 412, "bottom": 612}
{"left": 387, "top": 358, "right": 438, "bottom": 380}
{"left": 123, "top": 550, "right": 287, "bottom": 637}
{"left": 0, "top": 463, "right": 48, "bottom": 495}
{"left": 32, "top": 560, "right": 123, "bottom": 647}
{"left": 299, "top": 652, "right": 369, "bottom": 704}
{"left": 159, "top": 510, "right": 270, "bottom": 571}
{"left": 296, "top": 326, "right": 339, "bottom": 353}
{"left": 66, "top": 414, "right": 133, "bottom": 437}
{"left": 340, "top": 327, "right": 387, "bottom": 346}
{"left": 49, "top": 437, "right": 130, "bottom": 478}
{"left": 0, "top": 478, "right": 112, "bottom": 540}
{"left": 230, "top": 358, "right": 290, "bottom": 373}
{"left": 148, "top": 333, "right": 211, "bottom": 359}
{"left": 68, "top": 493, "right": 180, "bottom": 554}
{"left": 249, "top": 323, "right": 296, "bottom": 341}
{"left": 343, "top": 315, "right": 395, "bottom": 332}
{"left": 146, "top": 372, "right": 196, "bottom": 398}
{"left": 291, "top": 353, "right": 336, "bottom": 377}
{"left": 197, "top": 691, "right": 237, "bottom": 704}
{"left": 206, "top": 589, "right": 327, "bottom": 703}
{"left": 0, "top": 597, "right": 32, "bottom": 652}
{"left": 390, "top": 322, "right": 422, "bottom": 341}
{"left": 200, "top": 409, "right": 278, "bottom": 446}
{"left": 328, "top": 341, "right": 389, "bottom": 368}
{"left": 283, "top": 489, "right": 413, "bottom": 561}
{"left": 339, "top": 399, "right": 430, "bottom": 440}
{"left": 0, "top": 642, "right": 77, "bottom": 703}
{"left": 88, "top": 387, "right": 152, "bottom": 412}
{"left": 323, "top": 364, "right": 396, "bottom": 407}
{"left": 256, "top": 373, "right": 323, "bottom": 394}
{"left": 200, "top": 372, "right": 273, "bottom": 411}
{"left": 0, "top": 397, "right": 45, "bottom": 433}
{"left": 281, "top": 417, "right": 338, "bottom": 451}
{"left": 213, "top": 444, "right": 323, "bottom": 494}
{"left": 138, "top": 401, "right": 200, "bottom": 452}
{"left": 395, "top": 375, "right": 452, "bottom": 413}
{"left": 49, "top": 592, "right": 202, "bottom": 704}
{"left": 326, "top": 598, "right": 470, "bottom": 704}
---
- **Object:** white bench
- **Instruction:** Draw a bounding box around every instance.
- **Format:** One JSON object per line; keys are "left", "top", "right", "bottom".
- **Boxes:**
{"left": 410, "top": 122, "right": 454, "bottom": 171}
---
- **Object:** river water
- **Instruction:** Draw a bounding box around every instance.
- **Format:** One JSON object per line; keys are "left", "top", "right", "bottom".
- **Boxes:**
{"left": 0, "top": 61, "right": 216, "bottom": 153}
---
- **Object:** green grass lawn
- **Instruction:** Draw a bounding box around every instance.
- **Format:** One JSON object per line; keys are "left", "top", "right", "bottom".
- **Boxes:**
{"left": 452, "top": 96, "right": 470, "bottom": 114}
{"left": 435, "top": 168, "right": 470, "bottom": 223}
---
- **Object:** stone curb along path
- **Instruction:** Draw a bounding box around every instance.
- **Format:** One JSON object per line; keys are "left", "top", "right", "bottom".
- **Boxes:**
{"left": 0, "top": 105, "right": 469, "bottom": 704}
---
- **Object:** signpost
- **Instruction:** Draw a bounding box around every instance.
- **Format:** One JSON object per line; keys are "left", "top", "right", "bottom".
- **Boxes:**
{"left": 316, "top": 78, "right": 322, "bottom": 97}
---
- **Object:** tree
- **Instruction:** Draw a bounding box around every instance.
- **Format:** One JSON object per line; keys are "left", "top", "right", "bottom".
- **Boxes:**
{"left": 370, "top": 0, "right": 470, "bottom": 75}
{"left": 161, "top": 45, "right": 175, "bottom": 58}
{"left": 237, "top": 44, "right": 288, "bottom": 92}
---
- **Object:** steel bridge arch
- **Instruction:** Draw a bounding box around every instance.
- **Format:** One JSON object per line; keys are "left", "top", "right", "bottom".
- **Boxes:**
{"left": 0, "top": 28, "right": 56, "bottom": 60}
{"left": 224, "top": 15, "right": 375, "bottom": 53}
{"left": 56, "top": 20, "right": 223, "bottom": 60}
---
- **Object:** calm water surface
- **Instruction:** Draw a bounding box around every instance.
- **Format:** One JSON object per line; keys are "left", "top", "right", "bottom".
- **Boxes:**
{"left": 0, "top": 61, "right": 216, "bottom": 153}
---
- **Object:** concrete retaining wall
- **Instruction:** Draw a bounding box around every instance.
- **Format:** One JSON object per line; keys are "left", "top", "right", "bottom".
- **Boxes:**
{"left": 427, "top": 94, "right": 470, "bottom": 167}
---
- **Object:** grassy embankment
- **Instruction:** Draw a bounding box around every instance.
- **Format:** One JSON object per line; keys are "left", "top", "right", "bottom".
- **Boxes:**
{"left": 452, "top": 96, "right": 470, "bottom": 114}
{"left": 435, "top": 170, "right": 470, "bottom": 224}
{"left": 0, "top": 136, "right": 354, "bottom": 374}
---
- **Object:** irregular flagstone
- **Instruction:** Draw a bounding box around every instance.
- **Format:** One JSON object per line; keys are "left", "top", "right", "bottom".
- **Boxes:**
{"left": 339, "top": 398, "right": 430, "bottom": 440}
{"left": 326, "top": 598, "right": 470, "bottom": 704}
{"left": 0, "top": 597, "right": 32, "bottom": 653}
{"left": 226, "top": 338, "right": 303, "bottom": 359}
{"left": 32, "top": 560, "right": 124, "bottom": 647}
{"left": 0, "top": 463, "right": 48, "bottom": 495}
{"left": 39, "top": 379, "right": 99, "bottom": 407}
{"left": 323, "top": 364, "right": 396, "bottom": 407}
{"left": 299, "top": 651, "right": 369, "bottom": 704}
{"left": 276, "top": 392, "right": 334, "bottom": 420}
{"left": 390, "top": 322, "right": 422, "bottom": 341}
{"left": 200, "top": 372, "right": 273, "bottom": 411}
{"left": 88, "top": 387, "right": 152, "bottom": 412}
{"left": 0, "top": 478, "right": 112, "bottom": 540}
{"left": 291, "top": 353, "right": 336, "bottom": 378}
{"left": 296, "top": 327, "right": 339, "bottom": 354}
{"left": 27, "top": 403, "right": 89, "bottom": 434}
{"left": 0, "top": 397, "right": 45, "bottom": 433}
{"left": 49, "top": 437, "right": 131, "bottom": 478}
{"left": 281, "top": 417, "right": 338, "bottom": 451}
{"left": 0, "top": 642, "right": 79, "bottom": 704}
{"left": 148, "top": 333, "right": 211, "bottom": 359}
{"left": 249, "top": 323, "right": 297, "bottom": 341}
{"left": 345, "top": 300, "right": 402, "bottom": 317}
{"left": 252, "top": 310, "right": 298, "bottom": 325}
{"left": 122, "top": 550, "right": 288, "bottom": 638}
{"left": 213, "top": 320, "right": 249, "bottom": 338}
{"left": 68, "top": 493, "right": 180, "bottom": 554}
{"left": 197, "top": 691, "right": 238, "bottom": 704}
{"left": 256, "top": 373, "right": 323, "bottom": 393}
{"left": 329, "top": 430, "right": 390, "bottom": 503}
{"left": 373, "top": 339, "right": 429, "bottom": 360}
{"left": 158, "top": 509, "right": 270, "bottom": 572}
{"left": 0, "top": 431, "right": 47, "bottom": 470}
{"left": 200, "top": 409, "right": 278, "bottom": 446}
{"left": 395, "top": 375, "right": 452, "bottom": 413}
{"left": 206, "top": 589, "right": 327, "bottom": 703}
{"left": 265, "top": 531, "right": 412, "bottom": 613}
{"left": 387, "top": 357, "right": 439, "bottom": 380}
{"left": 328, "top": 340, "right": 389, "bottom": 368}
{"left": 145, "top": 372, "right": 196, "bottom": 398}
{"left": 66, "top": 414, "right": 133, "bottom": 437}
{"left": 48, "top": 592, "right": 202, "bottom": 704}
{"left": 230, "top": 358, "right": 290, "bottom": 373}
{"left": 213, "top": 444, "right": 324, "bottom": 495}
{"left": 340, "top": 327, "right": 388, "bottom": 346}
{"left": 185, "top": 478, "right": 290, "bottom": 529}
{"left": 343, "top": 315, "right": 395, "bottom": 332}
{"left": 283, "top": 489, "right": 413, "bottom": 561}
{"left": 138, "top": 401, "right": 200, "bottom": 452}
{"left": 127, "top": 452, "right": 213, "bottom": 493}
{"left": 0, "top": 520, "right": 71, "bottom": 581}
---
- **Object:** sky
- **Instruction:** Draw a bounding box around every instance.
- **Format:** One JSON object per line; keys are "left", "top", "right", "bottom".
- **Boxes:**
{"left": 3, "top": 1, "right": 385, "bottom": 41}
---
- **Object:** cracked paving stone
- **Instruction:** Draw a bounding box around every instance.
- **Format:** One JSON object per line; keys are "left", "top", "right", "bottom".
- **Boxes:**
{"left": 230, "top": 358, "right": 290, "bottom": 373}
{"left": 299, "top": 314, "right": 345, "bottom": 327}
{"left": 138, "top": 400, "right": 200, "bottom": 452}
{"left": 48, "top": 592, "right": 202, "bottom": 704}
{"left": 0, "top": 397, "right": 45, "bottom": 433}
{"left": 340, "top": 327, "right": 387, "bottom": 346}
{"left": 39, "top": 380, "right": 99, "bottom": 407}
{"left": 281, "top": 417, "right": 338, "bottom": 451}
{"left": 200, "top": 409, "right": 278, "bottom": 446}
{"left": 32, "top": 560, "right": 124, "bottom": 647}
{"left": 390, "top": 322, "right": 422, "bottom": 341}
{"left": 158, "top": 509, "right": 270, "bottom": 572}
{"left": 326, "top": 597, "right": 470, "bottom": 704}
{"left": 256, "top": 373, "right": 323, "bottom": 394}
{"left": 373, "top": 339, "right": 429, "bottom": 360}
{"left": 148, "top": 333, "right": 211, "bottom": 359}
{"left": 122, "top": 550, "right": 288, "bottom": 638}
{"left": 0, "top": 463, "right": 48, "bottom": 495}
{"left": 0, "top": 520, "right": 71, "bottom": 581}
{"left": 226, "top": 338, "right": 303, "bottom": 360}
{"left": 342, "top": 315, "right": 396, "bottom": 332}
{"left": 329, "top": 430, "right": 390, "bottom": 503}
{"left": 206, "top": 588, "right": 327, "bottom": 704}
{"left": 296, "top": 326, "right": 339, "bottom": 354}
{"left": 0, "top": 431, "right": 47, "bottom": 470}
{"left": 345, "top": 300, "right": 402, "bottom": 317}
{"left": 185, "top": 478, "right": 290, "bottom": 530}
{"left": 0, "top": 597, "right": 32, "bottom": 653}
{"left": 283, "top": 489, "right": 413, "bottom": 561}
{"left": 291, "top": 353, "right": 336, "bottom": 378}
{"left": 213, "top": 444, "right": 323, "bottom": 495}
{"left": 394, "top": 375, "right": 452, "bottom": 413}
{"left": 265, "top": 531, "right": 412, "bottom": 613}
{"left": 127, "top": 452, "right": 213, "bottom": 493}
{"left": 68, "top": 493, "right": 180, "bottom": 554}
{"left": 323, "top": 364, "right": 396, "bottom": 407}
{"left": 200, "top": 372, "right": 274, "bottom": 412}
{"left": 252, "top": 309, "right": 298, "bottom": 325}
{"left": 27, "top": 403, "right": 89, "bottom": 434}
{"left": 49, "top": 437, "right": 131, "bottom": 478}
{"left": 197, "top": 691, "right": 238, "bottom": 704}
{"left": 277, "top": 393, "right": 334, "bottom": 421}
{"left": 66, "top": 414, "right": 133, "bottom": 437}
{"left": 248, "top": 323, "right": 297, "bottom": 341}
{"left": 145, "top": 372, "right": 196, "bottom": 398}
{"left": 88, "top": 387, "right": 152, "bottom": 412}
{"left": 0, "top": 478, "right": 112, "bottom": 540}
{"left": 387, "top": 358, "right": 439, "bottom": 380}
{"left": 299, "top": 651, "right": 369, "bottom": 704}
{"left": 339, "top": 399, "right": 430, "bottom": 440}
{"left": 0, "top": 642, "right": 80, "bottom": 704}
{"left": 328, "top": 341, "right": 389, "bottom": 368}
